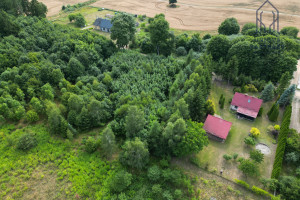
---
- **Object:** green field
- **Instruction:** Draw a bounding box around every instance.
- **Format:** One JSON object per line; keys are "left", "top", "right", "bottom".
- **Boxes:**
{"left": 196, "top": 82, "right": 281, "bottom": 185}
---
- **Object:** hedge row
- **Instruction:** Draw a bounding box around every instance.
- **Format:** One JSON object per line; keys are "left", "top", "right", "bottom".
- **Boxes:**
{"left": 234, "top": 179, "right": 280, "bottom": 199}
{"left": 271, "top": 105, "right": 292, "bottom": 179}
{"left": 234, "top": 179, "right": 250, "bottom": 189}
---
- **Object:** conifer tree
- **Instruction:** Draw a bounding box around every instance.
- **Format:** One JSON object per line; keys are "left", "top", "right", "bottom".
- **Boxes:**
{"left": 267, "top": 103, "right": 276, "bottom": 117}
{"left": 269, "top": 104, "right": 279, "bottom": 122}
{"left": 261, "top": 82, "right": 275, "bottom": 102}
{"left": 277, "top": 84, "right": 296, "bottom": 107}
{"left": 219, "top": 94, "right": 224, "bottom": 105}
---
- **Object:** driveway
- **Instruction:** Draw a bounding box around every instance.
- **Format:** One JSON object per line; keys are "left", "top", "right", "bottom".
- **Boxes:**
{"left": 290, "top": 60, "right": 300, "bottom": 132}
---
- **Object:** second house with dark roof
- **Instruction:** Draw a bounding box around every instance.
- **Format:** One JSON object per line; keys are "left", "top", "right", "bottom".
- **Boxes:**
{"left": 93, "top": 18, "right": 113, "bottom": 33}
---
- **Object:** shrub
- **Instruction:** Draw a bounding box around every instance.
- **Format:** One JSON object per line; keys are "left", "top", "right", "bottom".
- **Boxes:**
{"left": 147, "top": 165, "right": 161, "bottom": 182}
{"left": 25, "top": 110, "right": 39, "bottom": 123}
{"left": 162, "top": 190, "right": 173, "bottom": 200}
{"left": 238, "top": 159, "right": 259, "bottom": 177}
{"left": 84, "top": 137, "right": 98, "bottom": 153}
{"left": 16, "top": 133, "right": 37, "bottom": 151}
{"left": 110, "top": 170, "right": 132, "bottom": 193}
{"left": 152, "top": 184, "right": 162, "bottom": 197}
{"left": 280, "top": 26, "right": 299, "bottom": 38}
{"left": 234, "top": 179, "right": 250, "bottom": 189}
{"left": 203, "top": 34, "right": 211, "bottom": 40}
{"left": 250, "top": 127, "right": 260, "bottom": 138}
{"left": 233, "top": 153, "right": 239, "bottom": 160}
{"left": 251, "top": 186, "right": 271, "bottom": 197}
{"left": 250, "top": 150, "right": 264, "bottom": 163}
{"left": 174, "top": 189, "right": 182, "bottom": 199}
{"left": 223, "top": 154, "right": 232, "bottom": 161}
{"left": 241, "top": 23, "right": 256, "bottom": 34}
{"left": 176, "top": 46, "right": 187, "bottom": 56}
{"left": 67, "top": 130, "right": 73, "bottom": 140}
{"left": 244, "top": 136, "right": 256, "bottom": 146}
{"left": 258, "top": 107, "right": 263, "bottom": 117}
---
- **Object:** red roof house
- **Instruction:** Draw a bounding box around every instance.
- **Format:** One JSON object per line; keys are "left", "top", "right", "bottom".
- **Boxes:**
{"left": 203, "top": 115, "right": 232, "bottom": 142}
{"left": 230, "top": 92, "right": 263, "bottom": 120}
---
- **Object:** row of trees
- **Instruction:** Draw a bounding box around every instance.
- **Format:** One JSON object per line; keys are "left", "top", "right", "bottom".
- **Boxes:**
{"left": 271, "top": 106, "right": 292, "bottom": 179}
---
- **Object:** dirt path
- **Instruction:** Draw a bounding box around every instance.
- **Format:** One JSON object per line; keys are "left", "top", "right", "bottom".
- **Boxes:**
{"left": 290, "top": 60, "right": 300, "bottom": 132}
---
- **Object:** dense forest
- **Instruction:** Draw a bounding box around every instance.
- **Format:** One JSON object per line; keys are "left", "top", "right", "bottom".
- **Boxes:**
{"left": 1, "top": 1, "right": 300, "bottom": 199}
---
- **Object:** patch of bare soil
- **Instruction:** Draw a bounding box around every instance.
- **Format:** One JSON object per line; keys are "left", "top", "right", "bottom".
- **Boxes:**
{"left": 22, "top": 165, "right": 67, "bottom": 200}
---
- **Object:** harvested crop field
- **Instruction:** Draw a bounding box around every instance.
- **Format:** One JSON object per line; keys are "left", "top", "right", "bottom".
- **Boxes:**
{"left": 42, "top": 0, "right": 300, "bottom": 34}
{"left": 91, "top": 0, "right": 300, "bottom": 34}
{"left": 39, "top": 0, "right": 87, "bottom": 16}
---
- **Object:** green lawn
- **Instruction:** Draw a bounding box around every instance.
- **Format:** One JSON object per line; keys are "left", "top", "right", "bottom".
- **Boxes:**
{"left": 196, "top": 82, "right": 282, "bottom": 185}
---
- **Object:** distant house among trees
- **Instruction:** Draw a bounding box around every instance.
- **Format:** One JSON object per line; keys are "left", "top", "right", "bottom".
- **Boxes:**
{"left": 230, "top": 92, "right": 263, "bottom": 120}
{"left": 203, "top": 115, "right": 232, "bottom": 143}
{"left": 93, "top": 18, "right": 113, "bottom": 32}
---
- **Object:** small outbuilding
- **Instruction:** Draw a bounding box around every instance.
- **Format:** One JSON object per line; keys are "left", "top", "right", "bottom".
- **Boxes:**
{"left": 93, "top": 18, "right": 113, "bottom": 33}
{"left": 203, "top": 115, "right": 232, "bottom": 143}
{"left": 230, "top": 92, "right": 263, "bottom": 120}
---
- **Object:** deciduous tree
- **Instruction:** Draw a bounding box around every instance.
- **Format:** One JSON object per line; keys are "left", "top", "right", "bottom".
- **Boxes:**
{"left": 111, "top": 13, "right": 136, "bottom": 48}
{"left": 120, "top": 137, "right": 149, "bottom": 169}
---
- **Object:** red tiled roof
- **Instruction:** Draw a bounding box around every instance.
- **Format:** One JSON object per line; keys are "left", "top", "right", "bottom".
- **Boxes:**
{"left": 237, "top": 107, "right": 258, "bottom": 118}
{"left": 231, "top": 92, "right": 263, "bottom": 118}
{"left": 203, "top": 115, "right": 232, "bottom": 140}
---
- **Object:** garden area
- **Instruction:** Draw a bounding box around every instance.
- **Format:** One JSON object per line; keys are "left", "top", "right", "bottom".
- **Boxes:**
{"left": 195, "top": 81, "right": 283, "bottom": 185}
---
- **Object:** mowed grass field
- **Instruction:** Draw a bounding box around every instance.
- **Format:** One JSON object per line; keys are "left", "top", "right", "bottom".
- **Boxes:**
{"left": 196, "top": 81, "right": 282, "bottom": 185}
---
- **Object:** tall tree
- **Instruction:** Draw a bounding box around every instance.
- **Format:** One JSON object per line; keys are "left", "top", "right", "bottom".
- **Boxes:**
{"left": 28, "top": 0, "right": 47, "bottom": 18}
{"left": 277, "top": 84, "right": 296, "bottom": 107}
{"left": 0, "top": 10, "right": 20, "bottom": 37}
{"left": 48, "top": 109, "right": 68, "bottom": 137}
{"left": 269, "top": 104, "right": 279, "bottom": 122}
{"left": 261, "top": 82, "right": 275, "bottom": 102}
{"left": 125, "top": 106, "right": 146, "bottom": 138}
{"left": 111, "top": 13, "right": 136, "bottom": 48}
{"left": 120, "top": 137, "right": 149, "bottom": 169}
{"left": 222, "top": 56, "right": 238, "bottom": 84}
{"left": 277, "top": 72, "right": 291, "bottom": 95}
{"left": 184, "top": 88, "right": 205, "bottom": 122}
{"left": 175, "top": 120, "right": 209, "bottom": 156}
{"left": 100, "top": 127, "right": 116, "bottom": 158}
{"left": 218, "top": 18, "right": 240, "bottom": 35}
{"left": 149, "top": 14, "right": 170, "bottom": 55}
{"left": 207, "top": 35, "right": 231, "bottom": 61}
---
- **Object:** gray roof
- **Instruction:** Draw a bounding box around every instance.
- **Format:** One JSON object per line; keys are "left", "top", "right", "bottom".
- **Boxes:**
{"left": 93, "top": 18, "right": 113, "bottom": 29}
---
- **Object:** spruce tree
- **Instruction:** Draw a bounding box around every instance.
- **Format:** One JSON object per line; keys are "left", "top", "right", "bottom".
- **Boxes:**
{"left": 267, "top": 103, "right": 276, "bottom": 117}
{"left": 277, "top": 84, "right": 296, "bottom": 107}
{"left": 220, "top": 96, "right": 225, "bottom": 109}
{"left": 260, "top": 82, "right": 275, "bottom": 102}
{"left": 269, "top": 104, "right": 279, "bottom": 122}
{"left": 276, "top": 72, "right": 291, "bottom": 95}
{"left": 219, "top": 94, "right": 224, "bottom": 105}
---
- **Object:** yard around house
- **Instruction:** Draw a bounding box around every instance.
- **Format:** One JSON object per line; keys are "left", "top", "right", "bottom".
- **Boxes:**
{"left": 48, "top": 6, "right": 116, "bottom": 38}
{"left": 195, "top": 81, "right": 283, "bottom": 186}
